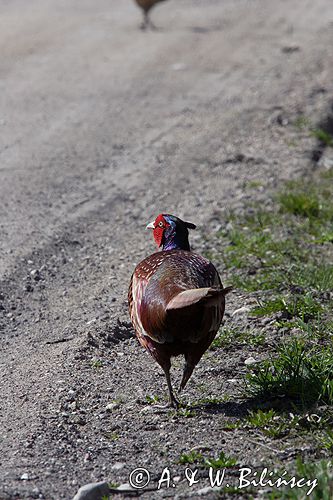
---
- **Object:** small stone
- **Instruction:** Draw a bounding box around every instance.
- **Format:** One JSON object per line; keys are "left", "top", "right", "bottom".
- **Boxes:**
{"left": 318, "top": 152, "right": 333, "bottom": 170}
{"left": 196, "top": 486, "right": 221, "bottom": 496}
{"left": 105, "top": 403, "right": 119, "bottom": 412}
{"left": 72, "top": 416, "right": 86, "bottom": 425}
{"left": 86, "top": 318, "right": 96, "bottom": 325}
{"left": 20, "top": 473, "right": 29, "bottom": 480}
{"left": 72, "top": 481, "right": 110, "bottom": 500}
{"left": 111, "top": 462, "right": 126, "bottom": 470}
{"left": 244, "top": 356, "right": 258, "bottom": 365}
{"left": 30, "top": 269, "right": 41, "bottom": 281}
{"left": 232, "top": 306, "right": 251, "bottom": 316}
{"left": 117, "top": 483, "right": 134, "bottom": 491}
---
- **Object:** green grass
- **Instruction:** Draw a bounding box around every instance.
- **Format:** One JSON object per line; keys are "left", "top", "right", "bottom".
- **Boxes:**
{"left": 322, "top": 430, "right": 333, "bottom": 454}
{"left": 178, "top": 450, "right": 237, "bottom": 469}
{"left": 91, "top": 359, "right": 103, "bottom": 369}
{"left": 246, "top": 409, "right": 289, "bottom": 439}
{"left": 145, "top": 394, "right": 160, "bottom": 405}
{"left": 268, "top": 459, "right": 333, "bottom": 499}
{"left": 213, "top": 167, "right": 333, "bottom": 462}
{"left": 278, "top": 190, "right": 321, "bottom": 218}
{"left": 253, "top": 294, "right": 323, "bottom": 323}
{"left": 178, "top": 450, "right": 203, "bottom": 465}
{"left": 211, "top": 326, "right": 265, "bottom": 350}
{"left": 203, "top": 451, "right": 237, "bottom": 469}
{"left": 246, "top": 339, "right": 333, "bottom": 407}
{"left": 194, "top": 395, "right": 231, "bottom": 405}
{"left": 175, "top": 407, "right": 197, "bottom": 418}
{"left": 245, "top": 410, "right": 292, "bottom": 439}
{"left": 311, "top": 128, "right": 333, "bottom": 147}
{"left": 217, "top": 170, "right": 333, "bottom": 335}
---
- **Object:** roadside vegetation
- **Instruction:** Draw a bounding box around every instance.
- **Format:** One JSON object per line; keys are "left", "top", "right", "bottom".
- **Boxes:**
{"left": 210, "top": 164, "right": 333, "bottom": 497}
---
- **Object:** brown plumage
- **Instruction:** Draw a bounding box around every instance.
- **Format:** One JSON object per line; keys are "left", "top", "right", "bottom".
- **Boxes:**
{"left": 128, "top": 214, "right": 231, "bottom": 407}
{"left": 134, "top": 0, "right": 168, "bottom": 30}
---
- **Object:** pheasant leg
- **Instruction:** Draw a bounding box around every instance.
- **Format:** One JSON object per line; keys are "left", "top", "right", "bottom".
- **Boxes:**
{"left": 179, "top": 362, "right": 195, "bottom": 392}
{"left": 163, "top": 366, "right": 180, "bottom": 408}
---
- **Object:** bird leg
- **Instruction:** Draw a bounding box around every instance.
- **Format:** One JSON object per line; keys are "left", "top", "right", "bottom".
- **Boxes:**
{"left": 140, "top": 11, "right": 149, "bottom": 30}
{"left": 147, "top": 15, "right": 158, "bottom": 31}
{"left": 163, "top": 365, "right": 180, "bottom": 408}
{"left": 179, "top": 361, "right": 195, "bottom": 392}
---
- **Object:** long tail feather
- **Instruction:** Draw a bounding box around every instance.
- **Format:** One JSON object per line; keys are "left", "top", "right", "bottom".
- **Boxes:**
{"left": 166, "top": 286, "right": 232, "bottom": 311}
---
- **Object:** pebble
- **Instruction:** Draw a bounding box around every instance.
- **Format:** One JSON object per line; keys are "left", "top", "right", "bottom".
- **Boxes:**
{"left": 20, "top": 473, "right": 29, "bottom": 480}
{"left": 318, "top": 152, "right": 333, "bottom": 170}
{"left": 232, "top": 306, "right": 251, "bottom": 316}
{"left": 117, "top": 483, "right": 134, "bottom": 491}
{"left": 30, "top": 269, "right": 40, "bottom": 280}
{"left": 244, "top": 356, "right": 259, "bottom": 365}
{"left": 196, "top": 486, "right": 221, "bottom": 496}
{"left": 105, "top": 403, "right": 119, "bottom": 412}
{"left": 72, "top": 481, "right": 110, "bottom": 500}
{"left": 111, "top": 462, "right": 126, "bottom": 470}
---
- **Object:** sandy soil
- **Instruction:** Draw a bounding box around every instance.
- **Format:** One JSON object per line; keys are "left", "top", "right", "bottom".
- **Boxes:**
{"left": 0, "top": 0, "right": 332, "bottom": 498}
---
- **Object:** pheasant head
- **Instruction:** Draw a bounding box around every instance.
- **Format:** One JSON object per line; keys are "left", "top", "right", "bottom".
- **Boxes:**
{"left": 146, "top": 214, "right": 196, "bottom": 251}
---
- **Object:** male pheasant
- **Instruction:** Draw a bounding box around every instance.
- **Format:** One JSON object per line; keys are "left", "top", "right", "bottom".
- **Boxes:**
{"left": 128, "top": 214, "right": 231, "bottom": 407}
{"left": 134, "top": 0, "right": 168, "bottom": 30}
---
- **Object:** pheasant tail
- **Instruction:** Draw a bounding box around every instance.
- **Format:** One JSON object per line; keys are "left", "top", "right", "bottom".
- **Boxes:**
{"left": 166, "top": 286, "right": 232, "bottom": 311}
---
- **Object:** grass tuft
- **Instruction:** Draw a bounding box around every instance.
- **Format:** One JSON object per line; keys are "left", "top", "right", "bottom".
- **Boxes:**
{"left": 178, "top": 450, "right": 237, "bottom": 469}
{"left": 246, "top": 339, "right": 333, "bottom": 407}
{"left": 269, "top": 459, "right": 333, "bottom": 499}
{"left": 278, "top": 190, "right": 321, "bottom": 218}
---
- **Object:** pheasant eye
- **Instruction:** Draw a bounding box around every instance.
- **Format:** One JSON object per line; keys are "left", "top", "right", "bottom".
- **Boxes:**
{"left": 158, "top": 221, "right": 164, "bottom": 228}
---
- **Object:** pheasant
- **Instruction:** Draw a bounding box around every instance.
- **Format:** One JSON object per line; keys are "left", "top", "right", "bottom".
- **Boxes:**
{"left": 128, "top": 214, "right": 231, "bottom": 407}
{"left": 134, "top": 0, "right": 168, "bottom": 30}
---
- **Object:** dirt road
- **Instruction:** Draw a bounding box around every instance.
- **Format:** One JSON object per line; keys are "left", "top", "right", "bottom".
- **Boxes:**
{"left": 0, "top": 0, "right": 332, "bottom": 498}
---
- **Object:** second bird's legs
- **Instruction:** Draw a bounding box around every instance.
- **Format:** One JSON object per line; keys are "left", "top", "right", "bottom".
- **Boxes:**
{"left": 141, "top": 11, "right": 157, "bottom": 30}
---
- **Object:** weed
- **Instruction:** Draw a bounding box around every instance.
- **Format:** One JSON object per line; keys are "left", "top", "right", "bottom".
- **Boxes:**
{"left": 176, "top": 407, "right": 197, "bottom": 418}
{"left": 246, "top": 409, "right": 289, "bottom": 439}
{"left": 311, "top": 128, "right": 333, "bottom": 147}
{"left": 247, "top": 180, "right": 264, "bottom": 189}
{"left": 146, "top": 394, "right": 160, "bottom": 405}
{"left": 195, "top": 396, "right": 231, "bottom": 405}
{"left": 102, "top": 431, "right": 119, "bottom": 441}
{"left": 247, "top": 408, "right": 276, "bottom": 427}
{"left": 203, "top": 451, "right": 237, "bottom": 469}
{"left": 278, "top": 190, "right": 321, "bottom": 218}
{"left": 246, "top": 340, "right": 333, "bottom": 407}
{"left": 91, "top": 359, "right": 103, "bottom": 369}
{"left": 268, "top": 459, "right": 333, "bottom": 499}
{"left": 178, "top": 450, "right": 203, "bottom": 465}
{"left": 294, "top": 115, "right": 311, "bottom": 130}
{"left": 178, "top": 450, "right": 237, "bottom": 468}
{"left": 253, "top": 293, "right": 323, "bottom": 322}
{"left": 322, "top": 429, "right": 333, "bottom": 454}
{"left": 211, "top": 326, "right": 265, "bottom": 350}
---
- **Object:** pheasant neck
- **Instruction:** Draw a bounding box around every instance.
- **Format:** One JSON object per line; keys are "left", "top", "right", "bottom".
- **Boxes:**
{"left": 163, "top": 235, "right": 190, "bottom": 251}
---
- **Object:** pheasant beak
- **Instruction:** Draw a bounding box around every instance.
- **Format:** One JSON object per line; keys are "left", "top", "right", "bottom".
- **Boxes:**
{"left": 146, "top": 221, "right": 155, "bottom": 230}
